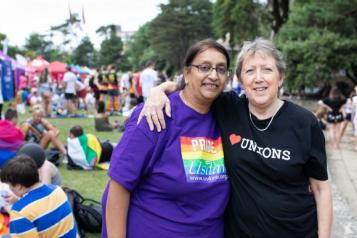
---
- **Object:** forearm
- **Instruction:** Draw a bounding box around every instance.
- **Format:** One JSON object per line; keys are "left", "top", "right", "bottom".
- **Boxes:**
{"left": 311, "top": 180, "right": 332, "bottom": 238}
{"left": 106, "top": 180, "right": 130, "bottom": 238}
{"left": 155, "top": 81, "right": 178, "bottom": 94}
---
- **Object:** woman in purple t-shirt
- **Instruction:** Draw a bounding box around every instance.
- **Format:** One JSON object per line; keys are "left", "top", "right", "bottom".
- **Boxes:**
{"left": 103, "top": 39, "right": 231, "bottom": 238}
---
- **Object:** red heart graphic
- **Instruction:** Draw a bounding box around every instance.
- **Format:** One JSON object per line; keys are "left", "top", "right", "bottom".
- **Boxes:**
{"left": 229, "top": 134, "right": 241, "bottom": 145}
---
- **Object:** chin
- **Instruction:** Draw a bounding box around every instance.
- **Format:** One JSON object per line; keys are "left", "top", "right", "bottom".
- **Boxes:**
{"left": 202, "top": 91, "right": 221, "bottom": 101}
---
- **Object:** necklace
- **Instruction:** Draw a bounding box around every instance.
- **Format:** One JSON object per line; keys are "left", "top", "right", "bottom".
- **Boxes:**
{"left": 248, "top": 102, "right": 282, "bottom": 132}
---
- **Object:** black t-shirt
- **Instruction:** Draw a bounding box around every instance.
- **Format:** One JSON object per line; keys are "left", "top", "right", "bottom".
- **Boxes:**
{"left": 212, "top": 92, "right": 328, "bottom": 238}
{"left": 322, "top": 97, "right": 346, "bottom": 115}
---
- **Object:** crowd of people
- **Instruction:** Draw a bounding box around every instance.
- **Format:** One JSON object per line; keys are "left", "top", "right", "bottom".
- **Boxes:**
{"left": 0, "top": 36, "right": 356, "bottom": 237}
{"left": 0, "top": 60, "right": 170, "bottom": 236}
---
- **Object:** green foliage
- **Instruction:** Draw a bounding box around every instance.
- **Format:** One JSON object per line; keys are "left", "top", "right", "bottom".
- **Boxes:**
{"left": 0, "top": 33, "right": 6, "bottom": 42}
{"left": 147, "top": 0, "right": 214, "bottom": 71}
{"left": 212, "top": 0, "right": 268, "bottom": 47}
{"left": 126, "top": 24, "right": 155, "bottom": 71}
{"left": 278, "top": 0, "right": 357, "bottom": 89}
{"left": 24, "top": 33, "right": 52, "bottom": 56}
{"left": 98, "top": 33, "right": 123, "bottom": 67}
{"left": 96, "top": 24, "right": 118, "bottom": 39}
{"left": 72, "top": 37, "right": 96, "bottom": 67}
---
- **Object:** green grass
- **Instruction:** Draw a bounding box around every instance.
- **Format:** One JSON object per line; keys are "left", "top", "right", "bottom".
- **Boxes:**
{"left": 17, "top": 110, "right": 125, "bottom": 237}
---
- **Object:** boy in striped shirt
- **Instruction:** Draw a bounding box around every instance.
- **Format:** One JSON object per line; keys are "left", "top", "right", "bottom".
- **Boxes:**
{"left": 0, "top": 155, "right": 78, "bottom": 237}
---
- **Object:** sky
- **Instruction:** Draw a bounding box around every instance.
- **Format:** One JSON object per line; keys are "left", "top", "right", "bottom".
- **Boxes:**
{"left": 0, "top": 0, "right": 167, "bottom": 48}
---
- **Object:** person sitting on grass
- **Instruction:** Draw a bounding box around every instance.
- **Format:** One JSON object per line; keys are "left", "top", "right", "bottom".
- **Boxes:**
{"left": 0, "top": 109, "right": 24, "bottom": 167}
{"left": 0, "top": 155, "right": 78, "bottom": 237}
{"left": 20, "top": 105, "right": 67, "bottom": 156}
{"left": 94, "top": 101, "right": 118, "bottom": 132}
{"left": 17, "top": 142, "right": 61, "bottom": 186}
{"left": 2, "top": 142, "right": 62, "bottom": 211}
{"left": 67, "top": 125, "right": 109, "bottom": 170}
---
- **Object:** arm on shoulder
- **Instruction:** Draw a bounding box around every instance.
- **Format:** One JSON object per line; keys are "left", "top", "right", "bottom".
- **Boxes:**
{"left": 137, "top": 81, "right": 178, "bottom": 132}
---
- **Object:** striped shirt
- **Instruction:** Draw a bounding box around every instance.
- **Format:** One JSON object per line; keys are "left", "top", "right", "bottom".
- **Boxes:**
{"left": 10, "top": 184, "right": 78, "bottom": 238}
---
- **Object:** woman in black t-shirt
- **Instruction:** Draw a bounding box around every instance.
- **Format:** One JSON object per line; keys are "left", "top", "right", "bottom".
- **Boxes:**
{"left": 318, "top": 87, "right": 346, "bottom": 149}
{"left": 140, "top": 38, "right": 332, "bottom": 238}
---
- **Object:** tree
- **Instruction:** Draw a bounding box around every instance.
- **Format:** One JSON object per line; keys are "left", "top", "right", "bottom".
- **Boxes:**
{"left": 72, "top": 37, "right": 95, "bottom": 67}
{"left": 24, "top": 33, "right": 51, "bottom": 56}
{"left": 277, "top": 0, "right": 357, "bottom": 89}
{"left": 268, "top": 0, "right": 290, "bottom": 38}
{"left": 213, "top": 0, "right": 262, "bottom": 48}
{"left": 96, "top": 24, "right": 118, "bottom": 39}
{"left": 0, "top": 33, "right": 23, "bottom": 57}
{"left": 147, "top": 0, "right": 214, "bottom": 71}
{"left": 23, "top": 32, "right": 61, "bottom": 60}
{"left": 126, "top": 23, "right": 156, "bottom": 71}
{"left": 98, "top": 32, "right": 123, "bottom": 67}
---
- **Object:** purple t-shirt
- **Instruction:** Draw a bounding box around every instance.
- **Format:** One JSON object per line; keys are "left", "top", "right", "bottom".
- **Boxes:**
{"left": 102, "top": 92, "right": 230, "bottom": 238}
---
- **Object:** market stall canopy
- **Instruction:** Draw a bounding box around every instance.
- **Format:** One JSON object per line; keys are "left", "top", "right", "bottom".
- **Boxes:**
{"left": 27, "top": 56, "right": 49, "bottom": 73}
{"left": 48, "top": 61, "right": 67, "bottom": 73}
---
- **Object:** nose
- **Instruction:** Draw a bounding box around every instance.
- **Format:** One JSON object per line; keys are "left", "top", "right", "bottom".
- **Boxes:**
{"left": 208, "top": 68, "right": 219, "bottom": 80}
{"left": 255, "top": 68, "right": 264, "bottom": 82}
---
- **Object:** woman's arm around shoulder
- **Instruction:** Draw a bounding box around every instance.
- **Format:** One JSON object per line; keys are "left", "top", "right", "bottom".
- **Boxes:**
{"left": 138, "top": 81, "right": 178, "bottom": 131}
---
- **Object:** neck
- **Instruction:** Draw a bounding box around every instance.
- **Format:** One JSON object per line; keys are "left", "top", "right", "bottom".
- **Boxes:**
{"left": 180, "top": 90, "right": 211, "bottom": 114}
{"left": 22, "top": 182, "right": 43, "bottom": 197}
{"left": 249, "top": 99, "right": 283, "bottom": 120}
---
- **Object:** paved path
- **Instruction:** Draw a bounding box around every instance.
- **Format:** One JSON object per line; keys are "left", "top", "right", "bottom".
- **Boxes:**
{"left": 327, "top": 126, "right": 357, "bottom": 237}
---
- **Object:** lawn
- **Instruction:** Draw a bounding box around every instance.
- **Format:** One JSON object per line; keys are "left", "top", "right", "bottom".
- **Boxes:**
{"left": 17, "top": 111, "right": 125, "bottom": 238}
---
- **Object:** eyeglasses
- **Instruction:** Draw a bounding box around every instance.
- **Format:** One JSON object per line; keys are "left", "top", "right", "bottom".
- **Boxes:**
{"left": 190, "top": 64, "right": 230, "bottom": 77}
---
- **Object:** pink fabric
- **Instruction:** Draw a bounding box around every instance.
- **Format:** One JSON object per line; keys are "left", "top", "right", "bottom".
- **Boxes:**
{"left": 0, "top": 120, "right": 24, "bottom": 143}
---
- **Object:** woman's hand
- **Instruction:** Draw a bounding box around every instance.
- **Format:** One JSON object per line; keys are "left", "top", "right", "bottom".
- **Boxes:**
{"left": 138, "top": 82, "right": 178, "bottom": 131}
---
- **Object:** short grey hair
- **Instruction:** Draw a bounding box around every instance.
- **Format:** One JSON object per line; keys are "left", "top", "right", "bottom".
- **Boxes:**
{"left": 235, "top": 38, "right": 286, "bottom": 82}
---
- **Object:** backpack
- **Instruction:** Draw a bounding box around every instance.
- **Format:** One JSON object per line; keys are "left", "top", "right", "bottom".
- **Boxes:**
{"left": 63, "top": 187, "right": 102, "bottom": 237}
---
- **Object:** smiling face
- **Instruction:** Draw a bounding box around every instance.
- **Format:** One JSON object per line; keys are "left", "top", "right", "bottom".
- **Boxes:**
{"left": 184, "top": 48, "right": 228, "bottom": 105}
{"left": 240, "top": 52, "right": 283, "bottom": 110}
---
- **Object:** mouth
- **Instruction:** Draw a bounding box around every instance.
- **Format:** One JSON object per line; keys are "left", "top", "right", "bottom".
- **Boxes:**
{"left": 202, "top": 82, "right": 219, "bottom": 89}
{"left": 253, "top": 86, "right": 268, "bottom": 92}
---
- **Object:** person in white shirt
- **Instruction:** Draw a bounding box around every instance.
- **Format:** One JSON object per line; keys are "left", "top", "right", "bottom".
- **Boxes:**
{"left": 62, "top": 66, "right": 77, "bottom": 116}
{"left": 29, "top": 88, "right": 43, "bottom": 108}
{"left": 140, "top": 61, "right": 158, "bottom": 101}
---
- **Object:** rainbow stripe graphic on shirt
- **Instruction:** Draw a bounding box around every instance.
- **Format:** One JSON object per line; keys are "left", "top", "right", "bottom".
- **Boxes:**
{"left": 180, "top": 136, "right": 228, "bottom": 183}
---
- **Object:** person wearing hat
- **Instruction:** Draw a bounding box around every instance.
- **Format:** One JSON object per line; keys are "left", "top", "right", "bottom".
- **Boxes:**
{"left": 17, "top": 143, "right": 61, "bottom": 186}
{"left": 2, "top": 143, "right": 61, "bottom": 211}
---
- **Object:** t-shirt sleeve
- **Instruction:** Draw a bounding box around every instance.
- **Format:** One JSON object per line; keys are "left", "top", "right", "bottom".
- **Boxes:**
{"left": 108, "top": 105, "right": 161, "bottom": 191}
{"left": 304, "top": 120, "right": 328, "bottom": 180}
